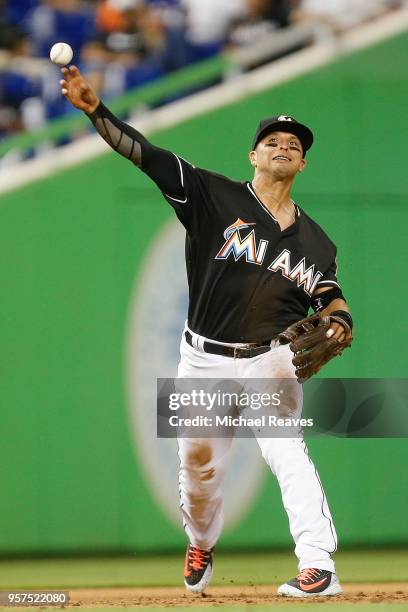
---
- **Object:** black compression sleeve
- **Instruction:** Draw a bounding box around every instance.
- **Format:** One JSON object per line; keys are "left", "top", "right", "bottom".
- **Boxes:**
{"left": 87, "top": 102, "right": 184, "bottom": 198}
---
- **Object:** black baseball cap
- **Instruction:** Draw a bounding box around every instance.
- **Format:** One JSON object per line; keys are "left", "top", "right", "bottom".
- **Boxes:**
{"left": 252, "top": 115, "right": 314, "bottom": 155}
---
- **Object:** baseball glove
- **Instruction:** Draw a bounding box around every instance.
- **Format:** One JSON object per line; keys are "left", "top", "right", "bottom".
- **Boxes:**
{"left": 278, "top": 313, "right": 353, "bottom": 382}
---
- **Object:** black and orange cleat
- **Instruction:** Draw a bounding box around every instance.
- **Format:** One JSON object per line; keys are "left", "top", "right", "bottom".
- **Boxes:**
{"left": 184, "top": 543, "right": 214, "bottom": 593}
{"left": 278, "top": 568, "right": 343, "bottom": 597}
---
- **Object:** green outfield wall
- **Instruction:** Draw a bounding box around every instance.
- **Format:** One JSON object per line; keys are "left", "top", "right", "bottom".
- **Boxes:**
{"left": 1, "top": 32, "right": 407, "bottom": 554}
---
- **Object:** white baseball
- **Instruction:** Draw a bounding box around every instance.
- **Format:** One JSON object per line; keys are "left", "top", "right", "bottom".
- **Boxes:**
{"left": 50, "top": 42, "right": 73, "bottom": 66}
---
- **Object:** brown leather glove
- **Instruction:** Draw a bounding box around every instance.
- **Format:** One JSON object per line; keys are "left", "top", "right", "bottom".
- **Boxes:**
{"left": 278, "top": 313, "right": 353, "bottom": 383}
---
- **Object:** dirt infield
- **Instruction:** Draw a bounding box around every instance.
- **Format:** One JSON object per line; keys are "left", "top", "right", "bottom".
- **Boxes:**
{"left": 69, "top": 583, "right": 408, "bottom": 607}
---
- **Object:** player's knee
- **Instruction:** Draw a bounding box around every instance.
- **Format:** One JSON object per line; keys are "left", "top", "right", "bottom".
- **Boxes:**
{"left": 258, "top": 438, "right": 304, "bottom": 474}
{"left": 257, "top": 441, "right": 277, "bottom": 473}
{"left": 187, "top": 443, "right": 212, "bottom": 469}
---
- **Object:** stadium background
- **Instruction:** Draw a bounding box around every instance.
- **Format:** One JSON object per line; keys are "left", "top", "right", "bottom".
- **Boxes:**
{"left": 0, "top": 4, "right": 407, "bottom": 606}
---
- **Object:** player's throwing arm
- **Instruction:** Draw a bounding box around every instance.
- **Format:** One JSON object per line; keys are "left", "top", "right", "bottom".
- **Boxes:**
{"left": 60, "top": 66, "right": 100, "bottom": 115}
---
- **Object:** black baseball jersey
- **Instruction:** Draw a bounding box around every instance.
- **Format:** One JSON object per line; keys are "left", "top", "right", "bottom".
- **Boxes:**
{"left": 90, "top": 103, "right": 342, "bottom": 343}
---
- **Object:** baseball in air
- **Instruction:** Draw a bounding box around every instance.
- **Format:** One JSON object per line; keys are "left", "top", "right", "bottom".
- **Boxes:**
{"left": 49, "top": 42, "right": 73, "bottom": 66}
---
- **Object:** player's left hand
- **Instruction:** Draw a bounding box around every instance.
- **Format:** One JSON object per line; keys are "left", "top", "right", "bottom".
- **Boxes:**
{"left": 326, "top": 321, "right": 346, "bottom": 342}
{"left": 278, "top": 313, "right": 353, "bottom": 382}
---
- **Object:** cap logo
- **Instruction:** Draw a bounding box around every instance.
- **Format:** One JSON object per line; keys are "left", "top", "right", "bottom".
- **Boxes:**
{"left": 278, "top": 115, "right": 294, "bottom": 122}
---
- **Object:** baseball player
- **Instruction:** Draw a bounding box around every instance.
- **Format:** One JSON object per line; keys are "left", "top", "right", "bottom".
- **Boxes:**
{"left": 61, "top": 65, "right": 353, "bottom": 598}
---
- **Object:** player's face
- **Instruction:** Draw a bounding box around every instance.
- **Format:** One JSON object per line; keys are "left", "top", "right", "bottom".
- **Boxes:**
{"left": 249, "top": 131, "right": 306, "bottom": 178}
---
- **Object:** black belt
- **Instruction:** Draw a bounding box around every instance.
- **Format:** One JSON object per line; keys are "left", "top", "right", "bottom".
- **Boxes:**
{"left": 185, "top": 330, "right": 272, "bottom": 359}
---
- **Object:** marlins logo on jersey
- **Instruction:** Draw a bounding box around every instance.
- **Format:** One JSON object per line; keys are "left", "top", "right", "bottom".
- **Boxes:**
{"left": 215, "top": 218, "right": 268, "bottom": 265}
{"left": 215, "top": 218, "right": 323, "bottom": 295}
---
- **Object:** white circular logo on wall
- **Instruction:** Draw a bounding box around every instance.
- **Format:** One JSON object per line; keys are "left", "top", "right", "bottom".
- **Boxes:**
{"left": 126, "top": 219, "right": 265, "bottom": 530}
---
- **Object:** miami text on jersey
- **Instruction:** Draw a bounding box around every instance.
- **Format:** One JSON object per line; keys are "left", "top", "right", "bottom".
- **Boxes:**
{"left": 215, "top": 218, "right": 323, "bottom": 295}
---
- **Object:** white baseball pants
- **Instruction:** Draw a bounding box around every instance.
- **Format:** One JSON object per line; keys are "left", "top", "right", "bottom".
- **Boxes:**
{"left": 177, "top": 329, "right": 338, "bottom": 573}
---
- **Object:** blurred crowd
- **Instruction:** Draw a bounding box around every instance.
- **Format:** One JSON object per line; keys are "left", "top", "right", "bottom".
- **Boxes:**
{"left": 0, "top": 0, "right": 401, "bottom": 140}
